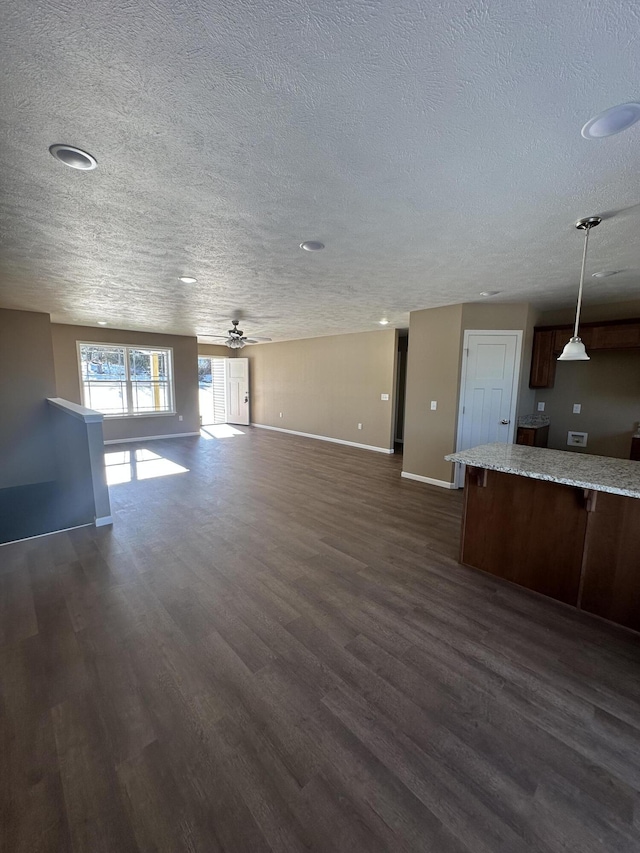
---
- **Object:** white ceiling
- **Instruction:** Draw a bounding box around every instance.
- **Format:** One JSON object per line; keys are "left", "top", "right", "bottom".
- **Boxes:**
{"left": 1, "top": 0, "right": 640, "bottom": 342}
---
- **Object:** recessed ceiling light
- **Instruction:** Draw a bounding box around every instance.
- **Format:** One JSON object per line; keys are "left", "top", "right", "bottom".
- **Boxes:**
{"left": 97, "top": 320, "right": 108, "bottom": 325}
{"left": 479, "top": 290, "right": 500, "bottom": 297}
{"left": 379, "top": 319, "right": 390, "bottom": 325}
{"left": 581, "top": 103, "right": 640, "bottom": 139}
{"left": 300, "top": 241, "right": 325, "bottom": 251}
{"left": 591, "top": 270, "right": 619, "bottom": 278}
{"left": 49, "top": 144, "right": 97, "bottom": 170}
{"left": 179, "top": 276, "right": 197, "bottom": 284}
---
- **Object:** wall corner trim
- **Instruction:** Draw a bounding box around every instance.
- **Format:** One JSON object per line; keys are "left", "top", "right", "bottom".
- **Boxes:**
{"left": 103, "top": 431, "right": 200, "bottom": 445}
{"left": 401, "top": 471, "right": 457, "bottom": 489}
{"left": 252, "top": 423, "right": 394, "bottom": 454}
{"left": 95, "top": 515, "right": 113, "bottom": 527}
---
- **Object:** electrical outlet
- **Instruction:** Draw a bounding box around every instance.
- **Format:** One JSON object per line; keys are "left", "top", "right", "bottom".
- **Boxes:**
{"left": 430, "top": 401, "right": 437, "bottom": 410}
{"left": 380, "top": 393, "right": 389, "bottom": 401}
{"left": 567, "top": 430, "right": 588, "bottom": 447}
{"left": 537, "top": 402, "right": 545, "bottom": 412}
{"left": 572, "top": 403, "right": 581, "bottom": 414}
{"left": 357, "top": 423, "right": 363, "bottom": 430}
{"left": 279, "top": 412, "right": 283, "bottom": 418}
{"left": 178, "top": 415, "right": 183, "bottom": 421}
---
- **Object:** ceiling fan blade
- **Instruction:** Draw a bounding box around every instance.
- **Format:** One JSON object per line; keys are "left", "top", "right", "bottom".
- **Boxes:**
{"left": 245, "top": 337, "right": 272, "bottom": 343}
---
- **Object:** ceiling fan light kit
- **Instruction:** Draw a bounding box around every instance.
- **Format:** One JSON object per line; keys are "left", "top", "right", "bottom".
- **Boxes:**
{"left": 203, "top": 319, "right": 272, "bottom": 348}
{"left": 227, "top": 336, "right": 246, "bottom": 349}
{"left": 557, "top": 216, "right": 601, "bottom": 362}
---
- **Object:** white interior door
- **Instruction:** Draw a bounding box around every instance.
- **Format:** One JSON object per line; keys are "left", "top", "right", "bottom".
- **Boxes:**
{"left": 225, "top": 357, "right": 249, "bottom": 425}
{"left": 456, "top": 330, "right": 522, "bottom": 486}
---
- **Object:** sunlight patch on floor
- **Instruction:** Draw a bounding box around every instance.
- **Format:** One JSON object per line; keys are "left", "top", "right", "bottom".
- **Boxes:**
{"left": 104, "top": 449, "right": 189, "bottom": 485}
{"left": 200, "top": 424, "right": 245, "bottom": 439}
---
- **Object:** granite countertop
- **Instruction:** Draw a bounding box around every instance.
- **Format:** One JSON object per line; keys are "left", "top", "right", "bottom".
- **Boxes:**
{"left": 517, "top": 414, "right": 550, "bottom": 429}
{"left": 445, "top": 443, "right": 640, "bottom": 499}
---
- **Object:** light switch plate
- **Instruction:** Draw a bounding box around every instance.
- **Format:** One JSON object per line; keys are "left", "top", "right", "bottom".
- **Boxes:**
{"left": 430, "top": 401, "right": 437, "bottom": 410}
{"left": 537, "top": 402, "right": 545, "bottom": 412}
{"left": 381, "top": 393, "right": 389, "bottom": 401}
{"left": 567, "top": 430, "right": 588, "bottom": 447}
{"left": 572, "top": 403, "right": 581, "bottom": 414}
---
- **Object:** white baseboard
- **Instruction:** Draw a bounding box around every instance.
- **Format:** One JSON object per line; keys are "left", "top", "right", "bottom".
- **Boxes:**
{"left": 104, "top": 431, "right": 199, "bottom": 445}
{"left": 401, "top": 471, "right": 457, "bottom": 489}
{"left": 252, "top": 423, "right": 394, "bottom": 454}
{"left": 95, "top": 515, "right": 113, "bottom": 527}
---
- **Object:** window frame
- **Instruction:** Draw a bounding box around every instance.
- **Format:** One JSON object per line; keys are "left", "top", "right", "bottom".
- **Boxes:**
{"left": 77, "top": 341, "right": 176, "bottom": 418}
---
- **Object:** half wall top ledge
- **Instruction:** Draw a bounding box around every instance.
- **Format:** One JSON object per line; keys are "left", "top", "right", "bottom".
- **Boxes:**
{"left": 47, "top": 397, "right": 104, "bottom": 423}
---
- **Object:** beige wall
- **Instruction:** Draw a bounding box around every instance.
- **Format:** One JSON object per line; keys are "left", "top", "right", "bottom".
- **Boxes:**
{"left": 534, "top": 297, "right": 640, "bottom": 458}
{"left": 248, "top": 330, "right": 397, "bottom": 450}
{"left": 403, "top": 304, "right": 464, "bottom": 483}
{"left": 460, "top": 301, "right": 540, "bottom": 421}
{"left": 403, "top": 302, "right": 537, "bottom": 484}
{"left": 0, "top": 308, "right": 57, "bottom": 488}
{"left": 198, "top": 343, "right": 230, "bottom": 358}
{"left": 535, "top": 350, "right": 640, "bottom": 459}
{"left": 536, "top": 299, "right": 640, "bottom": 459}
{"left": 51, "top": 324, "right": 200, "bottom": 442}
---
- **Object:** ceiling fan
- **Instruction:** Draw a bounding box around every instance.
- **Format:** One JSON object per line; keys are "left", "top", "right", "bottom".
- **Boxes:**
{"left": 202, "top": 319, "right": 272, "bottom": 349}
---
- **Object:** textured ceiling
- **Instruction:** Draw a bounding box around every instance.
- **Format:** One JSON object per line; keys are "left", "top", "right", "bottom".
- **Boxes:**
{"left": 1, "top": 1, "right": 640, "bottom": 342}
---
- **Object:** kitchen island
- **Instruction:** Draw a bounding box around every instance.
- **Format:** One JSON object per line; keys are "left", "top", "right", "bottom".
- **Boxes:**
{"left": 445, "top": 443, "right": 640, "bottom": 632}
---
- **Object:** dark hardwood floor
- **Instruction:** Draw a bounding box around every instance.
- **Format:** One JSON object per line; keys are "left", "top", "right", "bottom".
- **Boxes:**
{"left": 2, "top": 426, "right": 640, "bottom": 852}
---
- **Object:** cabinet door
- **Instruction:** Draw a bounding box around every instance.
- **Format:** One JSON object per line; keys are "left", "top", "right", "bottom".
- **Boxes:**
{"left": 592, "top": 323, "right": 640, "bottom": 349}
{"left": 461, "top": 469, "right": 586, "bottom": 605}
{"left": 580, "top": 492, "right": 640, "bottom": 632}
{"left": 529, "top": 329, "right": 557, "bottom": 388}
{"left": 516, "top": 427, "right": 535, "bottom": 446}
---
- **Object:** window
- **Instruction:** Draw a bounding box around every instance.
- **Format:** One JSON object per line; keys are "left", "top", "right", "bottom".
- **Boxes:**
{"left": 78, "top": 343, "right": 175, "bottom": 417}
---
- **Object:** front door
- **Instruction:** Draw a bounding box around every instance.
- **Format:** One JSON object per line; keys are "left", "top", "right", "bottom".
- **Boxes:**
{"left": 456, "top": 330, "right": 522, "bottom": 486}
{"left": 225, "top": 357, "right": 250, "bottom": 425}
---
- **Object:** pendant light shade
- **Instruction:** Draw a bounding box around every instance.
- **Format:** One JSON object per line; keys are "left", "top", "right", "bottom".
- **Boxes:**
{"left": 557, "top": 216, "right": 601, "bottom": 362}
{"left": 558, "top": 336, "right": 589, "bottom": 361}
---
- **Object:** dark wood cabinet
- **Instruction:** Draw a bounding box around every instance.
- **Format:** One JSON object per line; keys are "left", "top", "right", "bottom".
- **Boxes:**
{"left": 460, "top": 467, "right": 640, "bottom": 632}
{"left": 516, "top": 425, "right": 549, "bottom": 447}
{"left": 461, "top": 469, "right": 587, "bottom": 605}
{"left": 631, "top": 436, "right": 640, "bottom": 461}
{"left": 592, "top": 323, "right": 640, "bottom": 349}
{"left": 530, "top": 318, "right": 640, "bottom": 388}
{"left": 529, "top": 330, "right": 556, "bottom": 388}
{"left": 579, "top": 492, "right": 640, "bottom": 632}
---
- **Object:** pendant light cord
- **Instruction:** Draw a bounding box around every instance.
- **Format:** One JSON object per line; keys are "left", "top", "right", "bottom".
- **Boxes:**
{"left": 574, "top": 225, "right": 590, "bottom": 339}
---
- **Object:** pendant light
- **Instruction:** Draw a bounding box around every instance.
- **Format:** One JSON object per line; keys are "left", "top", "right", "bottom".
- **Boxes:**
{"left": 557, "top": 216, "right": 601, "bottom": 361}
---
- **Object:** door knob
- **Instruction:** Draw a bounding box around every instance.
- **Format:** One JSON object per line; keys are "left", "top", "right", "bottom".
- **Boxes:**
{"left": 244, "top": 393, "right": 248, "bottom": 403}
{"left": 500, "top": 419, "right": 510, "bottom": 425}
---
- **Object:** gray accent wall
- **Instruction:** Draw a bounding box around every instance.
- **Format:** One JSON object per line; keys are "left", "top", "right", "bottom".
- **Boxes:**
{"left": 0, "top": 308, "right": 57, "bottom": 489}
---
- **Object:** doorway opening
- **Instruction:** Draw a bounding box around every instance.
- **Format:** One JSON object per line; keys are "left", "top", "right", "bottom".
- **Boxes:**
{"left": 393, "top": 331, "right": 409, "bottom": 454}
{"left": 198, "top": 356, "right": 227, "bottom": 425}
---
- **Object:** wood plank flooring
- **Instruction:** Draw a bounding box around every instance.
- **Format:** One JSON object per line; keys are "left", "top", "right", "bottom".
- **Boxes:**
{"left": 1, "top": 426, "right": 640, "bottom": 852}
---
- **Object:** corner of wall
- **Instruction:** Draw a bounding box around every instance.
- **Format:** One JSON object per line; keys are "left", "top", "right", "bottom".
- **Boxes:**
{"left": 402, "top": 304, "right": 464, "bottom": 485}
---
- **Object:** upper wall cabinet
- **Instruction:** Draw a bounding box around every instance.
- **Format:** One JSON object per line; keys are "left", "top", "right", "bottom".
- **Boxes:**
{"left": 530, "top": 318, "right": 640, "bottom": 388}
{"left": 529, "top": 329, "right": 556, "bottom": 388}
